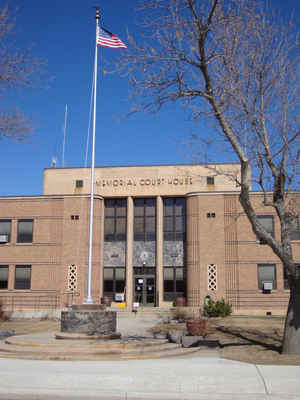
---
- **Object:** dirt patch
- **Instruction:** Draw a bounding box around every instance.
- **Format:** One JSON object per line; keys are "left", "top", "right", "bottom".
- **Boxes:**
{"left": 154, "top": 316, "right": 300, "bottom": 365}
{"left": 0, "top": 319, "right": 59, "bottom": 336}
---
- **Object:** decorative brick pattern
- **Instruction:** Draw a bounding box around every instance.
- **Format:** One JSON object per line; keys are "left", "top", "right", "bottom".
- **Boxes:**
{"left": 208, "top": 264, "right": 217, "bottom": 291}
{"left": 67, "top": 264, "right": 77, "bottom": 291}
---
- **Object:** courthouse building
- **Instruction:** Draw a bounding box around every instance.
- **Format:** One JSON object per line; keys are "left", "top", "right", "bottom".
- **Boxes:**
{"left": 0, "top": 163, "right": 299, "bottom": 316}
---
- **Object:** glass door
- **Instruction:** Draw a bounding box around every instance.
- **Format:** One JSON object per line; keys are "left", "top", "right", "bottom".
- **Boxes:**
{"left": 134, "top": 275, "right": 156, "bottom": 306}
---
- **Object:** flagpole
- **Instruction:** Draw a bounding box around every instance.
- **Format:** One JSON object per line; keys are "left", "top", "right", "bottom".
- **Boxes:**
{"left": 83, "top": 7, "right": 100, "bottom": 304}
{"left": 62, "top": 104, "right": 67, "bottom": 168}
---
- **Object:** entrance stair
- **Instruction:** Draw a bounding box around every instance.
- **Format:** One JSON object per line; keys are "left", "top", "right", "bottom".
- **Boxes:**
{"left": 113, "top": 307, "right": 174, "bottom": 320}
{"left": 0, "top": 332, "right": 202, "bottom": 361}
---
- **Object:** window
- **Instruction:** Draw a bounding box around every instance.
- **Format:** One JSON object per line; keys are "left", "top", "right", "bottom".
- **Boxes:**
{"left": 103, "top": 267, "right": 125, "bottom": 300}
{"left": 206, "top": 176, "right": 215, "bottom": 185}
{"left": 257, "top": 215, "right": 274, "bottom": 240}
{"left": 163, "top": 198, "right": 186, "bottom": 241}
{"left": 75, "top": 180, "right": 83, "bottom": 188}
{"left": 104, "top": 199, "right": 127, "bottom": 241}
{"left": 134, "top": 198, "right": 156, "bottom": 241}
{"left": 207, "top": 212, "right": 216, "bottom": 218}
{"left": 258, "top": 264, "right": 277, "bottom": 290}
{"left": 163, "top": 267, "right": 185, "bottom": 301}
{"left": 15, "top": 265, "right": 31, "bottom": 289}
{"left": 0, "top": 266, "right": 8, "bottom": 289}
{"left": 289, "top": 216, "right": 300, "bottom": 241}
{"left": 0, "top": 220, "right": 11, "bottom": 242}
{"left": 17, "top": 219, "right": 33, "bottom": 243}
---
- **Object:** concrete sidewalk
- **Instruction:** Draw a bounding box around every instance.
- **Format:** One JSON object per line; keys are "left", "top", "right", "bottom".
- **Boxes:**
{"left": 0, "top": 355, "right": 299, "bottom": 400}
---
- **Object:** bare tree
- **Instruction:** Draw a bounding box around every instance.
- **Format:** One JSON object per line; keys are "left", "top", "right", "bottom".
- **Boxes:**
{"left": 0, "top": 4, "right": 45, "bottom": 141}
{"left": 116, "top": 0, "right": 300, "bottom": 354}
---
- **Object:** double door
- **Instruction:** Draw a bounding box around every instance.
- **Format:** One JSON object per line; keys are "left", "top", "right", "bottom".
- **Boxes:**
{"left": 134, "top": 274, "right": 156, "bottom": 306}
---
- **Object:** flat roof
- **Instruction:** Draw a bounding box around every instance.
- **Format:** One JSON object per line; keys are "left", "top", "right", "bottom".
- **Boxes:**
{"left": 44, "top": 162, "right": 240, "bottom": 172}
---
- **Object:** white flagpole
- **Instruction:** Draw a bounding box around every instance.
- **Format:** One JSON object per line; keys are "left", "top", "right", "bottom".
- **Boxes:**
{"left": 62, "top": 104, "right": 68, "bottom": 168}
{"left": 83, "top": 7, "right": 100, "bottom": 304}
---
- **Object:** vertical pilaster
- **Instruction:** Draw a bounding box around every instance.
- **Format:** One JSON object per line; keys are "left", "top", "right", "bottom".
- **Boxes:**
{"left": 126, "top": 196, "right": 134, "bottom": 311}
{"left": 186, "top": 195, "right": 201, "bottom": 306}
{"left": 156, "top": 196, "right": 163, "bottom": 307}
{"left": 8, "top": 264, "right": 15, "bottom": 291}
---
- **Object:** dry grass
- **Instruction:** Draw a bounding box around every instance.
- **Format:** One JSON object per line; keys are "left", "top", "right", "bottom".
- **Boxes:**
{"left": 156, "top": 316, "right": 300, "bottom": 365}
{"left": 1, "top": 316, "right": 300, "bottom": 365}
{"left": 0, "top": 319, "right": 59, "bottom": 335}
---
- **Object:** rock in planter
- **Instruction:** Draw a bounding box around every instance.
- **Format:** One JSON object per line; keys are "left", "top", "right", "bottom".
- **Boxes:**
{"left": 182, "top": 336, "right": 220, "bottom": 348}
{"left": 0, "top": 330, "right": 14, "bottom": 340}
{"left": 186, "top": 318, "right": 208, "bottom": 337}
{"left": 167, "top": 329, "right": 186, "bottom": 344}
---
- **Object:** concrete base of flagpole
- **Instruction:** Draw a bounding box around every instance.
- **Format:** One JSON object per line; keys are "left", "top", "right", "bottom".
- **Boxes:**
{"left": 60, "top": 305, "right": 118, "bottom": 336}
{"left": 82, "top": 294, "right": 95, "bottom": 305}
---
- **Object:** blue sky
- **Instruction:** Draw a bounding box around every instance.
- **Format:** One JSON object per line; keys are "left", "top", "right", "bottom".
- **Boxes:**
{"left": 1, "top": 0, "right": 299, "bottom": 196}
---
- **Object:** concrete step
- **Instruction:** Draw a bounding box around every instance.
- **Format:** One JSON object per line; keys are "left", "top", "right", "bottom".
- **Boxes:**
{"left": 0, "top": 332, "right": 206, "bottom": 361}
{"left": 0, "top": 340, "right": 178, "bottom": 355}
{"left": 111, "top": 308, "right": 174, "bottom": 318}
{"left": 0, "top": 346, "right": 201, "bottom": 361}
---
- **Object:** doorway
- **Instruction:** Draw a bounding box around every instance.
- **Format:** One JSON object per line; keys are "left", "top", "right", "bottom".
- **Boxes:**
{"left": 134, "top": 275, "right": 156, "bottom": 306}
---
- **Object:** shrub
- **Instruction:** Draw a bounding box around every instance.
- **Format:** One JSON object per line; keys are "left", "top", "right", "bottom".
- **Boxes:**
{"left": 203, "top": 298, "right": 232, "bottom": 317}
{"left": 0, "top": 301, "right": 12, "bottom": 322}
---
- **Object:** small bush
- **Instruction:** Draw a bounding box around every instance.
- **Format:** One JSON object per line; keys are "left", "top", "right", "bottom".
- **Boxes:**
{"left": 203, "top": 298, "right": 232, "bottom": 317}
{"left": 0, "top": 301, "right": 12, "bottom": 322}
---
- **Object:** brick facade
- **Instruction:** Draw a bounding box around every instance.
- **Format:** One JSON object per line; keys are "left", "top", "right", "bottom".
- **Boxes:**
{"left": 0, "top": 164, "right": 298, "bottom": 315}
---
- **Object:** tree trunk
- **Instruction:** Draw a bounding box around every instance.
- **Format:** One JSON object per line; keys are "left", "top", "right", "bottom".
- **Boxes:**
{"left": 282, "top": 277, "right": 300, "bottom": 354}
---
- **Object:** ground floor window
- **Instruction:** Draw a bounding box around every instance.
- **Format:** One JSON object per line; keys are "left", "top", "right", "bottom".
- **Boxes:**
{"left": 163, "top": 266, "right": 186, "bottom": 301}
{"left": 0, "top": 265, "right": 8, "bottom": 289}
{"left": 14, "top": 265, "right": 31, "bottom": 290}
{"left": 258, "top": 264, "right": 276, "bottom": 290}
{"left": 103, "top": 267, "right": 125, "bottom": 301}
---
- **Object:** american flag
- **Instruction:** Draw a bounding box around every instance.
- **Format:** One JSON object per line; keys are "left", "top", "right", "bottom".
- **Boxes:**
{"left": 97, "top": 26, "right": 127, "bottom": 49}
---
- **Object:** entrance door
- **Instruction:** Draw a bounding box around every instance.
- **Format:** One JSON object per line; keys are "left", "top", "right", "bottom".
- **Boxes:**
{"left": 134, "top": 275, "right": 156, "bottom": 306}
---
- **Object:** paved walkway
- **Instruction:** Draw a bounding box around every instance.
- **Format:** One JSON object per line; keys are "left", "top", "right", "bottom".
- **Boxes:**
{"left": 0, "top": 356, "right": 299, "bottom": 400}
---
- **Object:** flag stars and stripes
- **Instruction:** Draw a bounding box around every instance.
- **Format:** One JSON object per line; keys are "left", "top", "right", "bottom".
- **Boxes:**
{"left": 97, "top": 26, "right": 127, "bottom": 49}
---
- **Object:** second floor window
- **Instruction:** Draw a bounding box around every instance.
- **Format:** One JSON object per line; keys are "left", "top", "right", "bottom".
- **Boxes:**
{"left": 288, "top": 216, "right": 300, "bottom": 241}
{"left": 163, "top": 198, "right": 186, "bottom": 241}
{"left": 134, "top": 198, "right": 156, "bottom": 241}
{"left": 17, "top": 219, "right": 34, "bottom": 243}
{"left": 257, "top": 215, "right": 274, "bottom": 240}
{"left": 0, "top": 220, "right": 11, "bottom": 242}
{"left": 104, "top": 199, "right": 127, "bottom": 242}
